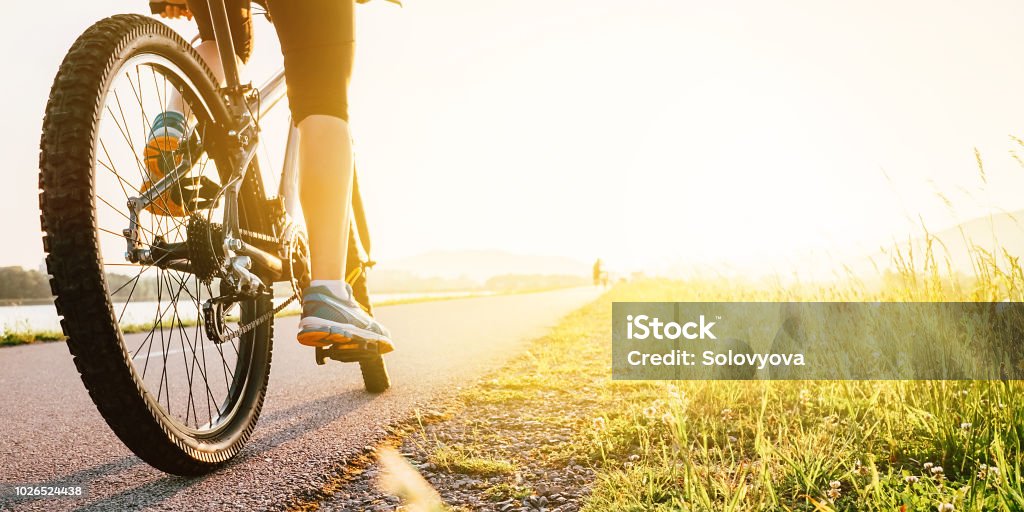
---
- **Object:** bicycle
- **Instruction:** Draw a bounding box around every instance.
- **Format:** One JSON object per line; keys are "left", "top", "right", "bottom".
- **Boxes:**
{"left": 38, "top": 0, "right": 390, "bottom": 475}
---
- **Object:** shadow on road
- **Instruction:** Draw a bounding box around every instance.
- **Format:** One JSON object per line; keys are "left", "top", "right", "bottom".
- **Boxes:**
{"left": 0, "top": 457, "right": 141, "bottom": 510}
{"left": 8, "top": 389, "right": 380, "bottom": 511}
{"left": 245, "top": 387, "right": 376, "bottom": 455}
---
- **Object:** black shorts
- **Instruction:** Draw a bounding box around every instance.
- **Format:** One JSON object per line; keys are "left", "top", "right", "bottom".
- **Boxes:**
{"left": 187, "top": 0, "right": 354, "bottom": 123}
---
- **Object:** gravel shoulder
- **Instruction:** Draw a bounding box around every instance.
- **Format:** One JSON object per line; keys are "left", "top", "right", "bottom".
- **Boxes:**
{"left": 302, "top": 288, "right": 613, "bottom": 512}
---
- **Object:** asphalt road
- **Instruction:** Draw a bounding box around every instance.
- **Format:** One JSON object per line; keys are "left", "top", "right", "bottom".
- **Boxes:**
{"left": 0, "top": 287, "right": 601, "bottom": 511}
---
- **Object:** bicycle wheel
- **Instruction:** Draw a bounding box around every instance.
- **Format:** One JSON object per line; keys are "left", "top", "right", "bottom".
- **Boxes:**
{"left": 345, "top": 229, "right": 391, "bottom": 393}
{"left": 40, "top": 14, "right": 273, "bottom": 475}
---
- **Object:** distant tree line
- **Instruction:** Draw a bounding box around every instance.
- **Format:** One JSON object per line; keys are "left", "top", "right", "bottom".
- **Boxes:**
{"left": 483, "top": 274, "right": 589, "bottom": 291}
{"left": 371, "top": 270, "right": 589, "bottom": 293}
{"left": 0, "top": 266, "right": 165, "bottom": 302}
{"left": 0, "top": 267, "right": 51, "bottom": 300}
{"left": 0, "top": 265, "right": 589, "bottom": 301}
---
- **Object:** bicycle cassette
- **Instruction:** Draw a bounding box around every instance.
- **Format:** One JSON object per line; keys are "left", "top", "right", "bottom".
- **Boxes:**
{"left": 186, "top": 214, "right": 225, "bottom": 284}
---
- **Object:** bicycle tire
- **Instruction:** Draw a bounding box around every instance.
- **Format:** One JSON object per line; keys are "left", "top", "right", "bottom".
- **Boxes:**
{"left": 39, "top": 14, "right": 273, "bottom": 475}
{"left": 346, "top": 216, "right": 391, "bottom": 394}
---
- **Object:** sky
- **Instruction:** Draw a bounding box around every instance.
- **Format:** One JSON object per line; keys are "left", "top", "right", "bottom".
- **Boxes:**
{"left": 5, "top": 0, "right": 1024, "bottom": 277}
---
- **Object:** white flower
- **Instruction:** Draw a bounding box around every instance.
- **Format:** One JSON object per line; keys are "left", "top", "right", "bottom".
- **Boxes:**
{"left": 660, "top": 412, "right": 676, "bottom": 425}
{"left": 960, "top": 422, "right": 972, "bottom": 430}
{"left": 931, "top": 466, "right": 944, "bottom": 476}
{"left": 905, "top": 475, "right": 920, "bottom": 484}
{"left": 667, "top": 384, "right": 684, "bottom": 400}
{"left": 980, "top": 465, "right": 1001, "bottom": 480}
{"left": 924, "top": 462, "right": 934, "bottom": 471}
{"left": 826, "top": 481, "right": 841, "bottom": 500}
{"left": 938, "top": 503, "right": 954, "bottom": 512}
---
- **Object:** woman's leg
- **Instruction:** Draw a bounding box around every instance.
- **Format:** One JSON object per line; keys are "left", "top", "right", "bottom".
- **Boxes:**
{"left": 146, "top": 0, "right": 251, "bottom": 217}
{"left": 158, "top": 0, "right": 253, "bottom": 113}
{"left": 297, "top": 115, "right": 354, "bottom": 282}
{"left": 268, "top": 0, "right": 393, "bottom": 350}
{"left": 266, "top": 0, "right": 356, "bottom": 283}
{"left": 166, "top": 40, "right": 232, "bottom": 114}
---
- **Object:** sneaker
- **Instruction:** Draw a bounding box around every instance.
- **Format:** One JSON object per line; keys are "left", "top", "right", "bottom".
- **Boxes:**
{"left": 297, "top": 283, "right": 395, "bottom": 356}
{"left": 141, "top": 111, "right": 188, "bottom": 216}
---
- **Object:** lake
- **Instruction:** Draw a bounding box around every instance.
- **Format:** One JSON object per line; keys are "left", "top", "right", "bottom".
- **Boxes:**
{"left": 0, "top": 291, "right": 491, "bottom": 333}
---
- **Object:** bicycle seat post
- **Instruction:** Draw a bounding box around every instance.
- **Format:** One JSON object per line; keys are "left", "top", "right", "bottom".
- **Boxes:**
{"left": 207, "top": 0, "right": 246, "bottom": 117}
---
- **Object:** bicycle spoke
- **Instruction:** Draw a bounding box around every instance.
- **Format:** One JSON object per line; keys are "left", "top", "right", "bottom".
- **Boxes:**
{"left": 165, "top": 269, "right": 221, "bottom": 419}
{"left": 164, "top": 270, "right": 207, "bottom": 428}
{"left": 95, "top": 193, "right": 161, "bottom": 241}
{"left": 203, "top": 279, "right": 234, "bottom": 393}
{"left": 40, "top": 18, "right": 287, "bottom": 463}
{"left": 86, "top": 53, "right": 256, "bottom": 435}
{"left": 118, "top": 74, "right": 188, "bottom": 221}
{"left": 108, "top": 264, "right": 151, "bottom": 298}
{"left": 154, "top": 268, "right": 169, "bottom": 413}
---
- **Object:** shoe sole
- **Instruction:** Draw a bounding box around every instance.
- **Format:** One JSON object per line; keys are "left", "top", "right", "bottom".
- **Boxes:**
{"left": 144, "top": 135, "right": 181, "bottom": 178}
{"left": 297, "top": 323, "right": 395, "bottom": 355}
{"left": 141, "top": 136, "right": 188, "bottom": 217}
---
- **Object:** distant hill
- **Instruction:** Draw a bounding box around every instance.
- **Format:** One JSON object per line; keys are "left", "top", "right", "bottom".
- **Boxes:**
{"left": 373, "top": 250, "right": 590, "bottom": 283}
{"left": 861, "top": 210, "right": 1024, "bottom": 277}
{"left": 369, "top": 270, "right": 480, "bottom": 293}
{"left": 929, "top": 210, "right": 1024, "bottom": 264}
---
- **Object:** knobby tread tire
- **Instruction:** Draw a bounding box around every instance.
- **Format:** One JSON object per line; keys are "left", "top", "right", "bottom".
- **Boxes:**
{"left": 346, "top": 226, "right": 391, "bottom": 393}
{"left": 358, "top": 356, "right": 391, "bottom": 394}
{"left": 39, "top": 14, "right": 272, "bottom": 475}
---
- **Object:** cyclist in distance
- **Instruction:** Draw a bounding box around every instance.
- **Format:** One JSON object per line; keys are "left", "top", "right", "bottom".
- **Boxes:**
{"left": 149, "top": 0, "right": 395, "bottom": 357}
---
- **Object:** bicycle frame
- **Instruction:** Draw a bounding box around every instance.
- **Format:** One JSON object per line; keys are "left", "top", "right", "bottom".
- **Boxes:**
{"left": 128, "top": 0, "right": 294, "bottom": 259}
{"left": 127, "top": 0, "right": 369, "bottom": 288}
{"left": 207, "top": 0, "right": 314, "bottom": 234}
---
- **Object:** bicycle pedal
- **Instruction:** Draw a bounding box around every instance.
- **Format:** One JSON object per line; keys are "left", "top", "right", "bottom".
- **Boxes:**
{"left": 313, "top": 340, "right": 381, "bottom": 365}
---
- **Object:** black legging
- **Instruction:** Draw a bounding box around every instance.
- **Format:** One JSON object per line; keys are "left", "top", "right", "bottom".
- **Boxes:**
{"left": 186, "top": 0, "right": 355, "bottom": 123}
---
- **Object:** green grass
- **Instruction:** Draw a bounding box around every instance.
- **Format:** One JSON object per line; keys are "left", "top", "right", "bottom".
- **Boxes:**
{"left": 523, "top": 275, "right": 1024, "bottom": 512}
{"left": 365, "top": 266, "right": 1023, "bottom": 510}
{"left": 428, "top": 445, "right": 517, "bottom": 477}
{"left": 454, "top": 275, "right": 1024, "bottom": 511}
{"left": 0, "top": 328, "right": 65, "bottom": 346}
{"left": 424, "top": 223, "right": 1024, "bottom": 510}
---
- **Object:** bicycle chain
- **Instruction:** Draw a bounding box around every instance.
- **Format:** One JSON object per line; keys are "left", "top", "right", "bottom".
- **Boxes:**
{"left": 239, "top": 227, "right": 286, "bottom": 245}
{"left": 215, "top": 291, "right": 298, "bottom": 343}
